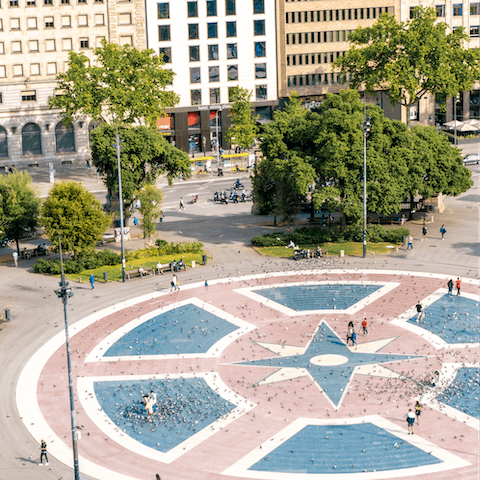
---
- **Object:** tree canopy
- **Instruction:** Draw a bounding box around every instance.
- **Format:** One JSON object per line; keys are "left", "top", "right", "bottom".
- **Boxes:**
{"left": 226, "top": 86, "right": 259, "bottom": 150}
{"left": 91, "top": 124, "right": 190, "bottom": 214}
{"left": 41, "top": 181, "right": 110, "bottom": 258}
{"left": 135, "top": 185, "right": 164, "bottom": 241}
{"left": 254, "top": 90, "right": 472, "bottom": 225}
{"left": 48, "top": 40, "right": 178, "bottom": 127}
{"left": 334, "top": 7, "right": 480, "bottom": 118}
{"left": 0, "top": 171, "right": 41, "bottom": 253}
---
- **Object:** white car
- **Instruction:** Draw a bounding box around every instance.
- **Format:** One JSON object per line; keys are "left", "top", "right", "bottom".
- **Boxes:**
{"left": 463, "top": 154, "right": 480, "bottom": 165}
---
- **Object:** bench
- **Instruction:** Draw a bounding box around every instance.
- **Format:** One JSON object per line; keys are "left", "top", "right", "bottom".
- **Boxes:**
{"left": 126, "top": 267, "right": 153, "bottom": 280}
{"left": 156, "top": 264, "right": 172, "bottom": 275}
{"left": 28, "top": 162, "right": 39, "bottom": 168}
{"left": 293, "top": 249, "right": 328, "bottom": 260}
{"left": 61, "top": 160, "right": 73, "bottom": 165}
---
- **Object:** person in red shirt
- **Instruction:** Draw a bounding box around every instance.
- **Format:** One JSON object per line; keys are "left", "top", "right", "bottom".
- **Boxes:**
{"left": 456, "top": 278, "right": 461, "bottom": 296}
{"left": 361, "top": 318, "right": 368, "bottom": 336}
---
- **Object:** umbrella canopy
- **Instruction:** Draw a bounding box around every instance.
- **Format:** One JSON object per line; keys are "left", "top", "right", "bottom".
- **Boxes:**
{"left": 443, "top": 120, "right": 464, "bottom": 128}
{"left": 454, "top": 123, "right": 479, "bottom": 132}
{"left": 463, "top": 119, "right": 480, "bottom": 127}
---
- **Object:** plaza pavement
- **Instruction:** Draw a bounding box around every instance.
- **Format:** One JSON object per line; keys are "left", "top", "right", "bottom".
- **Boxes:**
{"left": 0, "top": 164, "right": 478, "bottom": 480}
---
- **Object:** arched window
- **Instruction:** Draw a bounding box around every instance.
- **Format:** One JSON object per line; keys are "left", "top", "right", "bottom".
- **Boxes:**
{"left": 55, "top": 121, "right": 75, "bottom": 153}
{"left": 0, "top": 126, "right": 8, "bottom": 158}
{"left": 22, "top": 123, "right": 42, "bottom": 156}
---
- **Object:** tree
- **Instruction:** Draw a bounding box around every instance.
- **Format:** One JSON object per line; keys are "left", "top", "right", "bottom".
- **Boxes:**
{"left": 334, "top": 7, "right": 480, "bottom": 125}
{"left": 226, "top": 87, "right": 259, "bottom": 150}
{"left": 135, "top": 185, "right": 164, "bottom": 241}
{"left": 90, "top": 124, "right": 190, "bottom": 215}
{"left": 0, "top": 171, "right": 41, "bottom": 254}
{"left": 42, "top": 181, "right": 110, "bottom": 258}
{"left": 48, "top": 39, "right": 178, "bottom": 127}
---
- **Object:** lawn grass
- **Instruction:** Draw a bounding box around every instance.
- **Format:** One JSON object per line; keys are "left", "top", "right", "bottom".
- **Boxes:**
{"left": 257, "top": 242, "right": 400, "bottom": 258}
{"left": 65, "top": 252, "right": 206, "bottom": 283}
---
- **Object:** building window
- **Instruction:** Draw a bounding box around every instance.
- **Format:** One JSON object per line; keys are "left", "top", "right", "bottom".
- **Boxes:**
{"left": 188, "top": 24, "right": 199, "bottom": 39}
{"left": 62, "top": 15, "right": 71, "bottom": 27}
{"left": 0, "top": 126, "right": 8, "bottom": 158}
{"left": 436, "top": 4, "right": 445, "bottom": 16}
{"left": 453, "top": 4, "right": 462, "bottom": 16}
{"left": 158, "top": 2, "right": 169, "bottom": 19}
{"left": 255, "top": 62, "right": 266, "bottom": 79}
{"left": 228, "top": 87, "right": 236, "bottom": 102}
{"left": 187, "top": 1, "right": 198, "bottom": 17}
{"left": 225, "top": 0, "right": 235, "bottom": 16}
{"left": 210, "top": 88, "right": 220, "bottom": 104}
{"left": 471, "top": 3, "right": 479, "bottom": 15}
{"left": 256, "top": 85, "right": 267, "bottom": 100}
{"left": 45, "top": 16, "right": 54, "bottom": 27}
{"left": 22, "top": 90, "right": 37, "bottom": 102}
{"left": 120, "top": 36, "right": 132, "bottom": 46}
{"left": 11, "top": 18, "right": 20, "bottom": 30}
{"left": 209, "top": 65, "right": 219, "bottom": 82}
{"left": 471, "top": 25, "right": 479, "bottom": 37}
{"left": 47, "top": 62, "right": 57, "bottom": 74}
{"left": 254, "top": 41, "right": 266, "bottom": 57}
{"left": 55, "top": 121, "right": 75, "bottom": 153}
{"left": 159, "top": 47, "right": 171, "bottom": 63}
{"left": 96, "top": 36, "right": 105, "bottom": 47}
{"left": 254, "top": 19, "right": 265, "bottom": 36}
{"left": 28, "top": 40, "right": 39, "bottom": 52}
{"left": 61, "top": 0, "right": 70, "bottom": 3}
{"left": 226, "top": 43, "right": 237, "bottom": 59}
{"left": 78, "top": 0, "right": 86, "bottom": 3}
{"left": 22, "top": 123, "right": 42, "bottom": 156}
{"left": 27, "top": 0, "right": 37, "bottom": 5}
{"left": 44, "top": 0, "right": 53, "bottom": 4}
{"left": 191, "top": 89, "right": 201, "bottom": 105}
{"left": 0, "top": 43, "right": 3, "bottom": 55}
{"left": 253, "top": 0, "right": 264, "bottom": 14}
{"left": 31, "top": 63, "right": 40, "bottom": 75}
{"left": 62, "top": 38, "right": 72, "bottom": 50}
{"left": 208, "top": 44, "right": 219, "bottom": 60}
{"left": 79, "top": 38, "right": 89, "bottom": 48}
{"left": 10, "top": 0, "right": 19, "bottom": 6}
{"left": 227, "top": 64, "right": 238, "bottom": 81}
{"left": 78, "top": 14, "right": 88, "bottom": 26}
{"left": 226, "top": 21, "right": 236, "bottom": 37}
{"left": 118, "top": 13, "right": 131, "bottom": 24}
{"left": 46, "top": 39, "right": 56, "bottom": 51}
{"left": 158, "top": 25, "right": 171, "bottom": 41}
{"left": 0, "top": 66, "right": 6, "bottom": 78}
{"left": 95, "top": 14, "right": 105, "bottom": 25}
{"left": 206, "top": 0, "right": 216, "bottom": 16}
{"left": 11, "top": 41, "right": 22, "bottom": 53}
{"left": 190, "top": 67, "right": 201, "bottom": 83}
{"left": 189, "top": 45, "right": 200, "bottom": 61}
{"left": 207, "top": 22, "right": 218, "bottom": 38}
{"left": 27, "top": 17, "right": 38, "bottom": 29}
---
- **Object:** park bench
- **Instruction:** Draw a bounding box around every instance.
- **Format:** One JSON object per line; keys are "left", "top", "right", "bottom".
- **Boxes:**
{"left": 126, "top": 267, "right": 153, "bottom": 280}
{"left": 156, "top": 264, "right": 172, "bottom": 275}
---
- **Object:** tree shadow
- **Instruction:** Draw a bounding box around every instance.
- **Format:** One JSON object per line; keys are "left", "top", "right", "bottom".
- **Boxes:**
{"left": 452, "top": 242, "right": 480, "bottom": 257}
{"left": 457, "top": 194, "right": 480, "bottom": 203}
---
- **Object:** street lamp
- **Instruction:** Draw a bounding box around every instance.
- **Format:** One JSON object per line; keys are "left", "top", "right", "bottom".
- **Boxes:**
{"left": 453, "top": 93, "right": 460, "bottom": 146}
{"left": 215, "top": 108, "right": 223, "bottom": 171}
{"left": 55, "top": 238, "right": 80, "bottom": 480}
{"left": 360, "top": 100, "right": 371, "bottom": 259}
{"left": 115, "top": 124, "right": 126, "bottom": 282}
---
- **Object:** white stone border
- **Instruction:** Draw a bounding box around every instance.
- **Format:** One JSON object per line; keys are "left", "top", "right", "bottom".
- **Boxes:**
{"left": 222, "top": 415, "right": 471, "bottom": 479}
{"left": 234, "top": 281, "right": 400, "bottom": 316}
{"left": 85, "top": 297, "right": 256, "bottom": 362}
{"left": 391, "top": 289, "right": 480, "bottom": 350}
{"left": 78, "top": 372, "right": 256, "bottom": 464}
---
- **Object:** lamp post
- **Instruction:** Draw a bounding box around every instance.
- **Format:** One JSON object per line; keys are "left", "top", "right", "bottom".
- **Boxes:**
{"left": 215, "top": 108, "right": 223, "bottom": 171}
{"left": 115, "top": 124, "right": 126, "bottom": 282}
{"left": 453, "top": 93, "right": 460, "bottom": 147}
{"left": 55, "top": 238, "right": 80, "bottom": 480}
{"left": 360, "top": 99, "right": 371, "bottom": 259}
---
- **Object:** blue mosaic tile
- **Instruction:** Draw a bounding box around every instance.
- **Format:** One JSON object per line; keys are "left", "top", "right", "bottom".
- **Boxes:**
{"left": 255, "top": 284, "right": 383, "bottom": 311}
{"left": 249, "top": 424, "right": 442, "bottom": 473}
{"left": 437, "top": 367, "right": 480, "bottom": 419}
{"left": 407, "top": 295, "right": 480, "bottom": 344}
{"left": 94, "top": 378, "right": 236, "bottom": 452}
{"left": 104, "top": 303, "right": 238, "bottom": 356}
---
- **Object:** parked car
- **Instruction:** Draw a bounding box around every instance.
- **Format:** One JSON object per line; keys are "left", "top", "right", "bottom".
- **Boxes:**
{"left": 463, "top": 154, "right": 480, "bottom": 165}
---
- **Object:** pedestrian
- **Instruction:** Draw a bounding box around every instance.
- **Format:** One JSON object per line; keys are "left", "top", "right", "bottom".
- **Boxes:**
{"left": 347, "top": 320, "right": 354, "bottom": 330}
{"left": 400, "top": 214, "right": 406, "bottom": 225}
{"left": 407, "top": 235, "right": 413, "bottom": 250}
{"left": 179, "top": 197, "right": 185, "bottom": 210}
{"left": 351, "top": 330, "right": 357, "bottom": 346}
{"left": 12, "top": 251, "right": 18, "bottom": 267}
{"left": 39, "top": 439, "right": 49, "bottom": 466}
{"left": 171, "top": 274, "right": 179, "bottom": 292}
{"left": 447, "top": 278, "right": 454, "bottom": 295}
{"left": 133, "top": 216, "right": 138, "bottom": 226}
{"left": 89, "top": 274, "right": 95, "bottom": 290}
{"left": 415, "top": 401, "right": 422, "bottom": 425}
{"left": 361, "top": 318, "right": 368, "bottom": 336}
{"left": 422, "top": 225, "right": 428, "bottom": 241}
{"left": 406, "top": 409, "right": 415, "bottom": 434}
{"left": 415, "top": 302, "right": 424, "bottom": 322}
{"left": 440, "top": 224, "right": 446, "bottom": 240}
{"left": 456, "top": 277, "right": 461, "bottom": 296}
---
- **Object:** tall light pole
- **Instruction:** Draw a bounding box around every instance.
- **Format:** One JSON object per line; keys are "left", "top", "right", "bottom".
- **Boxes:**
{"left": 453, "top": 93, "right": 459, "bottom": 147}
{"left": 360, "top": 97, "right": 371, "bottom": 259}
{"left": 115, "top": 123, "right": 126, "bottom": 282}
{"left": 215, "top": 108, "right": 223, "bottom": 171}
{"left": 55, "top": 238, "right": 80, "bottom": 480}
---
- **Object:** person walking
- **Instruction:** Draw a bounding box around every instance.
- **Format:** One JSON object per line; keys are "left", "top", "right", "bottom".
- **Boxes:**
{"left": 440, "top": 224, "right": 446, "bottom": 240}
{"left": 171, "top": 274, "right": 179, "bottom": 292}
{"left": 415, "top": 401, "right": 422, "bottom": 426}
{"left": 179, "top": 198, "right": 185, "bottom": 210}
{"left": 361, "top": 318, "right": 368, "bottom": 336}
{"left": 12, "top": 251, "right": 18, "bottom": 267}
{"left": 407, "top": 235, "right": 413, "bottom": 250}
{"left": 456, "top": 277, "right": 461, "bottom": 296}
{"left": 447, "top": 279, "right": 454, "bottom": 295}
{"left": 89, "top": 274, "right": 95, "bottom": 290}
{"left": 39, "top": 439, "right": 49, "bottom": 466}
{"left": 422, "top": 225, "right": 428, "bottom": 241}
{"left": 406, "top": 409, "right": 415, "bottom": 434}
{"left": 415, "top": 302, "right": 425, "bottom": 322}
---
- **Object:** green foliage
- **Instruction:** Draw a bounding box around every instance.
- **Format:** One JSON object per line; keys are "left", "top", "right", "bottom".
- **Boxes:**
{"left": 226, "top": 86, "right": 259, "bottom": 150}
{"left": 48, "top": 39, "right": 178, "bottom": 127}
{"left": 154, "top": 239, "right": 204, "bottom": 255}
{"left": 135, "top": 185, "right": 164, "bottom": 240}
{"left": 0, "top": 171, "right": 41, "bottom": 252}
{"left": 334, "top": 7, "right": 480, "bottom": 116}
{"left": 91, "top": 124, "right": 190, "bottom": 212}
{"left": 41, "top": 181, "right": 110, "bottom": 258}
{"left": 251, "top": 225, "right": 409, "bottom": 247}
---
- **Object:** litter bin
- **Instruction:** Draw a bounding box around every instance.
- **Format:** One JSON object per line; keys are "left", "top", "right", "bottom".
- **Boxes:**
{"left": 402, "top": 235, "right": 406, "bottom": 244}
{"left": 103, "top": 272, "right": 108, "bottom": 283}
{"left": 202, "top": 254, "right": 207, "bottom": 265}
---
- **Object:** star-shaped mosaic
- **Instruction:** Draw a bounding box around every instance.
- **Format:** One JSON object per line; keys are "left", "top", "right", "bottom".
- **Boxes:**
{"left": 238, "top": 322, "right": 421, "bottom": 409}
